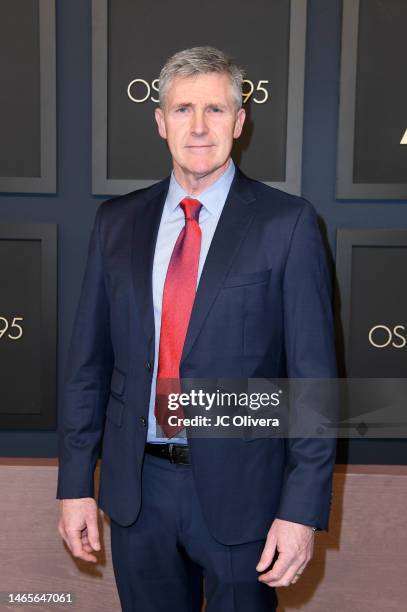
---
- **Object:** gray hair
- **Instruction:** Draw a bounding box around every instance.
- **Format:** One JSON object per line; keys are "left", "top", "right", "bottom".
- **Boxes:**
{"left": 158, "top": 46, "right": 245, "bottom": 110}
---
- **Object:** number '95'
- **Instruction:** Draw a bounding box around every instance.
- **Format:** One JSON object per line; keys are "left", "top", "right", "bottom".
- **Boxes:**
{"left": 0, "top": 316, "right": 24, "bottom": 340}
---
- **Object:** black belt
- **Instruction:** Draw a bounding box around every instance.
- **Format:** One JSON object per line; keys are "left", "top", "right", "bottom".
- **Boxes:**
{"left": 145, "top": 442, "right": 191, "bottom": 464}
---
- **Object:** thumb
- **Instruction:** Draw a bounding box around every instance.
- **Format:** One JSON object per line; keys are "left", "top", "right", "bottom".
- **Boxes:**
{"left": 86, "top": 514, "right": 101, "bottom": 551}
{"left": 256, "top": 532, "right": 277, "bottom": 572}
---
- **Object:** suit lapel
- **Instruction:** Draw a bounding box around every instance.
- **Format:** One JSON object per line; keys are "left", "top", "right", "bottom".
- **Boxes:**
{"left": 131, "top": 178, "right": 169, "bottom": 345}
{"left": 181, "top": 169, "right": 256, "bottom": 365}
{"left": 130, "top": 170, "right": 256, "bottom": 361}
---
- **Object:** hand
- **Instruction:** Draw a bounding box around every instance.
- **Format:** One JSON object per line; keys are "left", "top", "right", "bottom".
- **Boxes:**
{"left": 58, "top": 498, "right": 101, "bottom": 563}
{"left": 256, "top": 518, "right": 315, "bottom": 587}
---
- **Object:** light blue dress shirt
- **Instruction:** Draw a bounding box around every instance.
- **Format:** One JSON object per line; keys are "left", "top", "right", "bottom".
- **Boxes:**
{"left": 146, "top": 159, "right": 236, "bottom": 444}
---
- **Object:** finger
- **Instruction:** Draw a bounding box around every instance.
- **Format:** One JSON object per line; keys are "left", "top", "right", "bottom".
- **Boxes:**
{"left": 258, "top": 551, "right": 299, "bottom": 585}
{"left": 262, "top": 552, "right": 309, "bottom": 587}
{"left": 270, "top": 541, "right": 313, "bottom": 586}
{"left": 85, "top": 515, "right": 101, "bottom": 551}
{"left": 82, "top": 543, "right": 95, "bottom": 553}
{"left": 256, "top": 533, "right": 277, "bottom": 572}
{"left": 67, "top": 529, "right": 97, "bottom": 563}
{"left": 80, "top": 534, "right": 93, "bottom": 553}
{"left": 295, "top": 559, "right": 309, "bottom": 576}
{"left": 276, "top": 560, "right": 307, "bottom": 587}
{"left": 81, "top": 533, "right": 95, "bottom": 554}
{"left": 291, "top": 546, "right": 312, "bottom": 578}
{"left": 258, "top": 551, "right": 292, "bottom": 580}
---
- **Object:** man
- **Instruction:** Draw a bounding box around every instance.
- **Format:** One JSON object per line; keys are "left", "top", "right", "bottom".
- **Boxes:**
{"left": 57, "top": 47, "right": 337, "bottom": 611}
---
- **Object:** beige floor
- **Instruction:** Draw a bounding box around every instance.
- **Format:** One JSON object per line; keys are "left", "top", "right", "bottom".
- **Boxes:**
{"left": 0, "top": 461, "right": 406, "bottom": 612}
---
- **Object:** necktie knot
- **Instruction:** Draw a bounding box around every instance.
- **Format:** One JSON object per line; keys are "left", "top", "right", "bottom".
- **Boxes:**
{"left": 180, "top": 197, "right": 202, "bottom": 222}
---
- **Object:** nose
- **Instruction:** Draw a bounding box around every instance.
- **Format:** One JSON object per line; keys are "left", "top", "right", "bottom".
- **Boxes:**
{"left": 191, "top": 109, "right": 208, "bottom": 136}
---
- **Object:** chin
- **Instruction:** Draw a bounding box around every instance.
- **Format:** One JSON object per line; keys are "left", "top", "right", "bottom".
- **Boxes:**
{"left": 186, "top": 162, "right": 216, "bottom": 176}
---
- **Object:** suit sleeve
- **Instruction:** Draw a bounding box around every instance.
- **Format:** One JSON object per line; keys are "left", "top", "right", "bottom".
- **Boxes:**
{"left": 56, "top": 204, "right": 113, "bottom": 499}
{"left": 275, "top": 201, "right": 337, "bottom": 530}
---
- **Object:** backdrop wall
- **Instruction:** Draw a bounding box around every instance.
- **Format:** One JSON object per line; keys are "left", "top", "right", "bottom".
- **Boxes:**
{"left": 0, "top": 0, "right": 406, "bottom": 462}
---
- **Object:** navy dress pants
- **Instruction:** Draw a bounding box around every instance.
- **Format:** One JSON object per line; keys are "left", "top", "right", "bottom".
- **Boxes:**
{"left": 110, "top": 453, "right": 277, "bottom": 611}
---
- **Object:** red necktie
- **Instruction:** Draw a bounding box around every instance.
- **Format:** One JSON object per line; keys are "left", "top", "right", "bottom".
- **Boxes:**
{"left": 155, "top": 197, "right": 202, "bottom": 438}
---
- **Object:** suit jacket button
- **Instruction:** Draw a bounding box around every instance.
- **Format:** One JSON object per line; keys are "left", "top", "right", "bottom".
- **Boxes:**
{"left": 140, "top": 416, "right": 147, "bottom": 426}
{"left": 145, "top": 361, "right": 152, "bottom": 370}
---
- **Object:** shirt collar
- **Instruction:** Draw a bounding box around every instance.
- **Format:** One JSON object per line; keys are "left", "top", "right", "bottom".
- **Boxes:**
{"left": 165, "top": 159, "right": 235, "bottom": 217}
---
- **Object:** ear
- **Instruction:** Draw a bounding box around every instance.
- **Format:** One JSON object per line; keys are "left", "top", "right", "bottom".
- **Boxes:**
{"left": 155, "top": 108, "right": 167, "bottom": 140}
{"left": 233, "top": 108, "right": 246, "bottom": 139}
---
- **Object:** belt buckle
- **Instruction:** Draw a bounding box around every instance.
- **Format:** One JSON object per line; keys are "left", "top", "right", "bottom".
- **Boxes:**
{"left": 168, "top": 443, "right": 175, "bottom": 463}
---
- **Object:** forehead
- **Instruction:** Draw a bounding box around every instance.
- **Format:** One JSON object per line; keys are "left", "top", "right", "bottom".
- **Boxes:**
{"left": 165, "top": 73, "right": 234, "bottom": 105}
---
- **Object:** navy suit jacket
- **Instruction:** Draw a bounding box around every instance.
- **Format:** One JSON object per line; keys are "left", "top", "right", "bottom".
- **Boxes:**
{"left": 57, "top": 168, "right": 337, "bottom": 544}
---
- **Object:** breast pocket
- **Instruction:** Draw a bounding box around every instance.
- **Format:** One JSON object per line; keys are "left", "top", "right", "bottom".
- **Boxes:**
{"left": 206, "top": 269, "right": 272, "bottom": 363}
{"left": 223, "top": 268, "right": 272, "bottom": 289}
{"left": 225, "top": 270, "right": 273, "bottom": 358}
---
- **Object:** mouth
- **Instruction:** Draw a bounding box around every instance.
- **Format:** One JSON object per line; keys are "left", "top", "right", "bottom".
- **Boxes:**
{"left": 185, "top": 145, "right": 215, "bottom": 151}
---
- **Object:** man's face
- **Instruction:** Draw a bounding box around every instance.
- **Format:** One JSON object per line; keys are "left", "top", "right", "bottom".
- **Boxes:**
{"left": 155, "top": 73, "right": 245, "bottom": 182}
